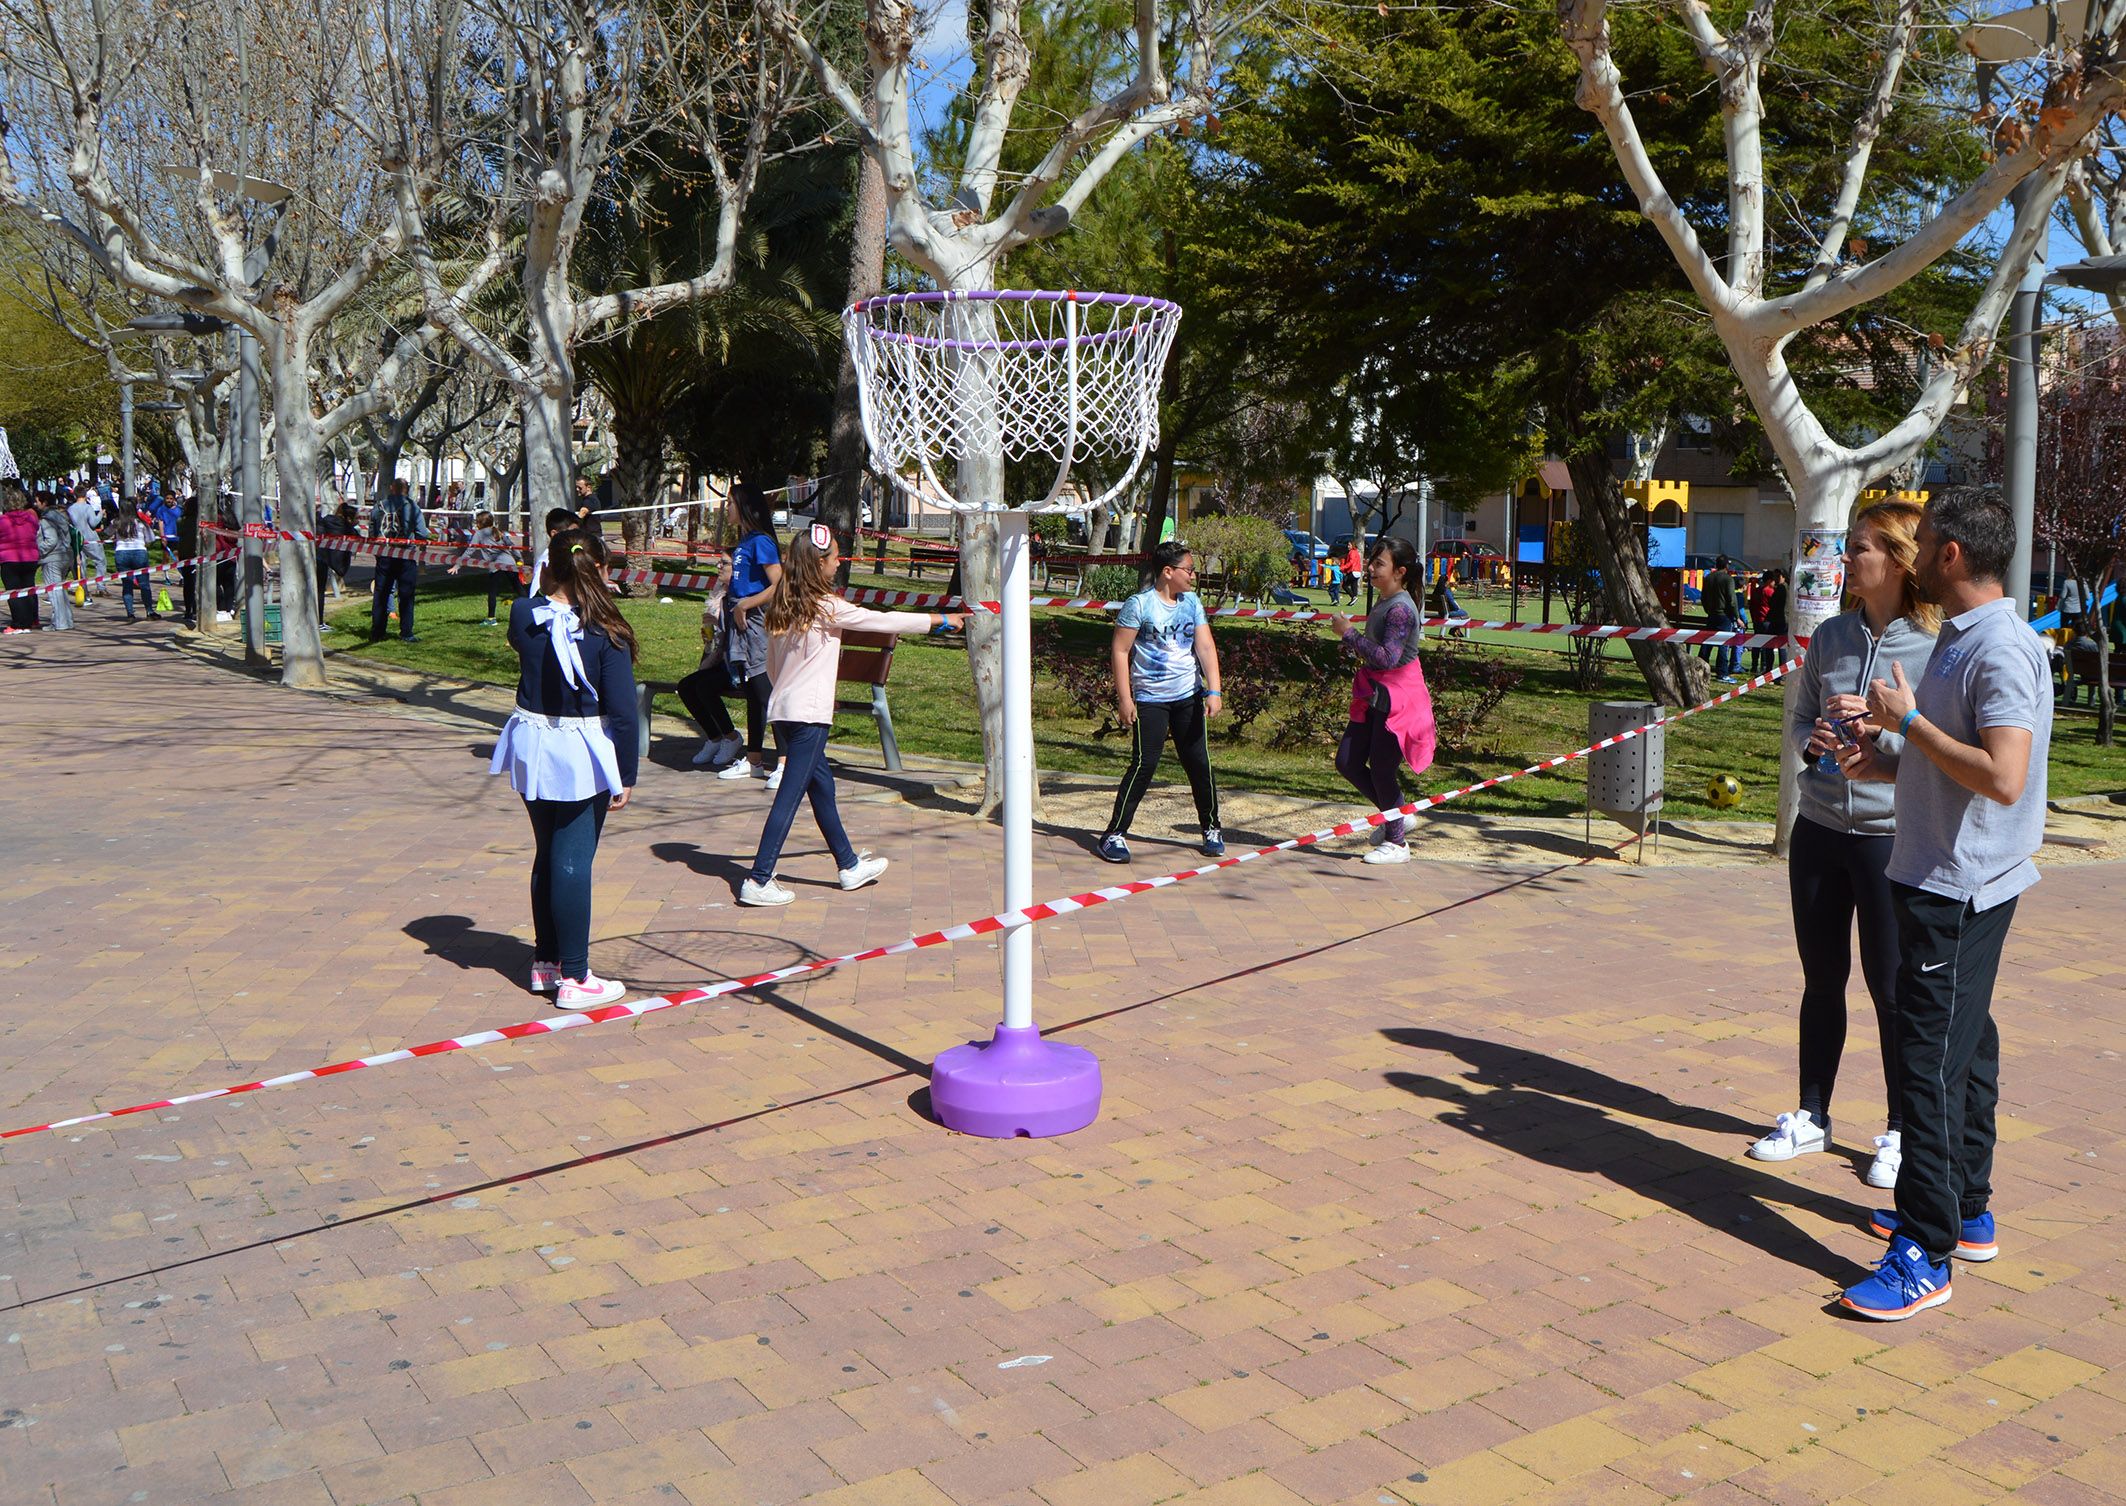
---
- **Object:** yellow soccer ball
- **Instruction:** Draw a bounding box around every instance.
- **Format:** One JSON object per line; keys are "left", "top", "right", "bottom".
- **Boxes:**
{"left": 1705, "top": 775, "right": 1743, "bottom": 808}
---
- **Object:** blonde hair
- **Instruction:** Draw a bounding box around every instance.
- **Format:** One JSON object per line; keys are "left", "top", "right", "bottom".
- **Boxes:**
{"left": 1851, "top": 501, "right": 1941, "bottom": 634}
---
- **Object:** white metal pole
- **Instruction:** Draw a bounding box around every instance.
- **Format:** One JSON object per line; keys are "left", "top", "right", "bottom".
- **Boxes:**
{"left": 999, "top": 509, "right": 1036, "bottom": 1032}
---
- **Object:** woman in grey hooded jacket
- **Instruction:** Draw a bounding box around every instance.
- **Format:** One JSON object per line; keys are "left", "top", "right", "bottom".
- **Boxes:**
{"left": 1748, "top": 501, "right": 1939, "bottom": 1189}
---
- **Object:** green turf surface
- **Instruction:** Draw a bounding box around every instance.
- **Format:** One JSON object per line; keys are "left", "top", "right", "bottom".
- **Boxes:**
{"left": 325, "top": 571, "right": 2124, "bottom": 823}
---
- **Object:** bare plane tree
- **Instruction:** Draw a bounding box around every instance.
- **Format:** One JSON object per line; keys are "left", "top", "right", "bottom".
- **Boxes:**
{"left": 1559, "top": 0, "right": 2126, "bottom": 842}
{"left": 375, "top": 0, "right": 805, "bottom": 562}
{"left": 766, "top": 0, "right": 1240, "bottom": 813}
{"left": 0, "top": 0, "right": 502, "bottom": 686}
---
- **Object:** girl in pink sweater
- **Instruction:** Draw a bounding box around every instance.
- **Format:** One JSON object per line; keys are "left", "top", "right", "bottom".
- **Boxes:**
{"left": 739, "top": 524, "right": 963, "bottom": 907}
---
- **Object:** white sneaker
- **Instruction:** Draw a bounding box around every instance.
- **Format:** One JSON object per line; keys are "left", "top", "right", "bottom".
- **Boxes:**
{"left": 764, "top": 766, "right": 783, "bottom": 791}
{"left": 717, "top": 757, "right": 757, "bottom": 780}
{"left": 1362, "top": 841, "right": 1411, "bottom": 865}
{"left": 1866, "top": 1131, "right": 1902, "bottom": 1189}
{"left": 691, "top": 736, "right": 738, "bottom": 768}
{"left": 555, "top": 973, "right": 626, "bottom": 1010}
{"left": 739, "top": 876, "right": 794, "bottom": 907}
{"left": 529, "top": 960, "right": 560, "bottom": 993}
{"left": 839, "top": 853, "right": 889, "bottom": 891}
{"left": 1748, "top": 1109, "right": 1828, "bottom": 1162}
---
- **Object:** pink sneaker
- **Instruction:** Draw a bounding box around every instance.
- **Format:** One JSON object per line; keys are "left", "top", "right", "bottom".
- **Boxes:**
{"left": 556, "top": 973, "right": 626, "bottom": 1010}
{"left": 529, "top": 961, "right": 560, "bottom": 993}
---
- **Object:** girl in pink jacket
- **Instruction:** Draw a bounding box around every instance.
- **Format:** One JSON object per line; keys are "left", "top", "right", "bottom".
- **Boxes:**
{"left": 738, "top": 524, "right": 963, "bottom": 907}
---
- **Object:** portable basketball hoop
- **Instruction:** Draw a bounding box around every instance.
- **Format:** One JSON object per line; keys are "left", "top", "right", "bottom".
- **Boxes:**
{"left": 844, "top": 289, "right": 1182, "bottom": 1138}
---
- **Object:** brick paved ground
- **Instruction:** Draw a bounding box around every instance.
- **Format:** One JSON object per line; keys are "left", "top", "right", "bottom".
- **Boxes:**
{"left": 2, "top": 617, "right": 2124, "bottom": 1506}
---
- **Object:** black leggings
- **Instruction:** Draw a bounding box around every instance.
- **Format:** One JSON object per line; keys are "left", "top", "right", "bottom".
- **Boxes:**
{"left": 486, "top": 569, "right": 522, "bottom": 618}
{"left": 1788, "top": 814, "right": 1902, "bottom": 1132}
{"left": 1104, "top": 694, "right": 1219, "bottom": 837}
{"left": 1336, "top": 705, "right": 1408, "bottom": 843}
{"left": 2, "top": 560, "right": 35, "bottom": 629}
{"left": 677, "top": 667, "right": 771, "bottom": 757}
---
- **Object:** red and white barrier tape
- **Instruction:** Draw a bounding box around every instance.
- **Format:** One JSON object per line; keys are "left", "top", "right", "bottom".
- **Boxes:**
{"left": 214, "top": 526, "right": 1788, "bottom": 649}
{"left": 210, "top": 526, "right": 729, "bottom": 595}
{"left": 0, "top": 549, "right": 238, "bottom": 604}
{"left": 0, "top": 656, "right": 1796, "bottom": 1142}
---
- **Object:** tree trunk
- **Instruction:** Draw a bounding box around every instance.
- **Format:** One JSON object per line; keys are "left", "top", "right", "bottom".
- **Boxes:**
{"left": 1143, "top": 434, "right": 1178, "bottom": 552}
{"left": 269, "top": 354, "right": 327, "bottom": 689}
{"left": 823, "top": 133, "right": 888, "bottom": 586}
{"left": 1562, "top": 451, "right": 1708, "bottom": 710}
{"left": 521, "top": 384, "right": 573, "bottom": 563}
{"left": 610, "top": 393, "right": 665, "bottom": 581}
{"left": 1773, "top": 469, "right": 1864, "bottom": 850}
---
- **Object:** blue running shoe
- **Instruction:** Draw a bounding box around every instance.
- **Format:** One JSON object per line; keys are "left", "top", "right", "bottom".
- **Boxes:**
{"left": 1841, "top": 1238, "right": 1952, "bottom": 1321}
{"left": 1200, "top": 826, "right": 1225, "bottom": 858}
{"left": 1097, "top": 833, "right": 1131, "bottom": 864}
{"left": 1867, "top": 1207, "right": 1997, "bottom": 1262}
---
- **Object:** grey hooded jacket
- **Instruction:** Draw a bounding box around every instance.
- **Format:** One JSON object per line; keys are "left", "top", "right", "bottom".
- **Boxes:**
{"left": 1789, "top": 609, "right": 1938, "bottom": 837}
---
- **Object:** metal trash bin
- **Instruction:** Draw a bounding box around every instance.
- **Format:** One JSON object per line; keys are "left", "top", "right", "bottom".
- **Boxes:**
{"left": 1586, "top": 699, "right": 1664, "bottom": 861}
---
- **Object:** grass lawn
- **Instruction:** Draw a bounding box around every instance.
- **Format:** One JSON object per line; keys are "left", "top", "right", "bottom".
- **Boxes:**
{"left": 326, "top": 570, "right": 2125, "bottom": 823}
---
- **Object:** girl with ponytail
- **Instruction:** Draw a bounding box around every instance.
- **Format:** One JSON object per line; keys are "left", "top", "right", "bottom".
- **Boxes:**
{"left": 489, "top": 531, "right": 640, "bottom": 1008}
{"left": 738, "top": 522, "right": 962, "bottom": 907}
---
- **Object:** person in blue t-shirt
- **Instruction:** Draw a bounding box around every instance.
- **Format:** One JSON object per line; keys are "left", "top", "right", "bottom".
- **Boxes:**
{"left": 1097, "top": 539, "right": 1226, "bottom": 863}
{"left": 715, "top": 484, "right": 785, "bottom": 784}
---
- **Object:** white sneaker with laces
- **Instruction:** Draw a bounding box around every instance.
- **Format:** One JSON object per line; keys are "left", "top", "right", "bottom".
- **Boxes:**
{"left": 1747, "top": 1109, "right": 1829, "bottom": 1162}
{"left": 717, "top": 757, "right": 757, "bottom": 780}
{"left": 1866, "top": 1130, "right": 1902, "bottom": 1189}
{"left": 764, "top": 766, "right": 783, "bottom": 791}
{"left": 1362, "top": 841, "right": 1411, "bottom": 865}
{"left": 839, "top": 853, "right": 889, "bottom": 891}
{"left": 739, "top": 876, "right": 795, "bottom": 907}
{"left": 555, "top": 973, "right": 626, "bottom": 1010}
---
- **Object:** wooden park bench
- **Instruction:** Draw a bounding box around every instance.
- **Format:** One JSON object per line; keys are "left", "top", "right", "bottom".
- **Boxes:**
{"left": 635, "top": 627, "right": 907, "bottom": 770}
{"left": 2059, "top": 637, "right": 2124, "bottom": 708}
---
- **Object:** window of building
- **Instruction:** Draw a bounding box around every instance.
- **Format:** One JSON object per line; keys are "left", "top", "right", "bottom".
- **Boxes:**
{"left": 1693, "top": 512, "right": 1745, "bottom": 558}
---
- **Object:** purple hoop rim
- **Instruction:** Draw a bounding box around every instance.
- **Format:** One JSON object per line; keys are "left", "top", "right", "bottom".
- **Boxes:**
{"left": 849, "top": 289, "right": 1180, "bottom": 316}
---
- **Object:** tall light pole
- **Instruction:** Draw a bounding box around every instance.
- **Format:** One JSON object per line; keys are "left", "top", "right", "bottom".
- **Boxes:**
{"left": 1960, "top": 2, "right": 2095, "bottom": 612}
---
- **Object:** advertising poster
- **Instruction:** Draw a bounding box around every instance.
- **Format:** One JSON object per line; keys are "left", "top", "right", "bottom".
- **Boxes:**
{"left": 1794, "top": 529, "right": 1846, "bottom": 612}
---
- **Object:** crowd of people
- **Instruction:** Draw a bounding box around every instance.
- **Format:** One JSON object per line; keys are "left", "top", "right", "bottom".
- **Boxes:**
{"left": 490, "top": 482, "right": 2052, "bottom": 1329}
{"left": 0, "top": 478, "right": 202, "bottom": 632}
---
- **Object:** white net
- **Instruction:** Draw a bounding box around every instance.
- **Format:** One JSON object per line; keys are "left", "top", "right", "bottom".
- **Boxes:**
{"left": 843, "top": 290, "right": 1180, "bottom": 515}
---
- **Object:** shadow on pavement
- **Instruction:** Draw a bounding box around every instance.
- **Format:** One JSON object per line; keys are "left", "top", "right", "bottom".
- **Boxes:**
{"left": 1383, "top": 1026, "right": 1870, "bottom": 1284}
{"left": 403, "top": 913, "right": 533, "bottom": 989}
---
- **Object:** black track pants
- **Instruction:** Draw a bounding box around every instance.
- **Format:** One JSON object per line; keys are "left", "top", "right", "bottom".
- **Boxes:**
{"left": 1104, "top": 694, "right": 1219, "bottom": 837}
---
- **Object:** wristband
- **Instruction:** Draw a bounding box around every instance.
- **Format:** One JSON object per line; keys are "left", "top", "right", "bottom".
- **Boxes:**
{"left": 1204, "top": 690, "right": 1222, "bottom": 699}
{"left": 1898, "top": 708, "right": 1919, "bottom": 736}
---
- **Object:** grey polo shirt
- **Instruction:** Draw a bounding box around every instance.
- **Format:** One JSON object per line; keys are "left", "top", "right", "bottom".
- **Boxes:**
{"left": 1886, "top": 597, "right": 2052, "bottom": 911}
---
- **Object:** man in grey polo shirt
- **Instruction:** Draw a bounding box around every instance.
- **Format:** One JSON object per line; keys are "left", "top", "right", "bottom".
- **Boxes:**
{"left": 1834, "top": 489, "right": 2051, "bottom": 1320}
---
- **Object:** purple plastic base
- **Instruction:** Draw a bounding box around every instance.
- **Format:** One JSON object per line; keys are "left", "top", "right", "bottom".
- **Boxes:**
{"left": 929, "top": 1024, "right": 1103, "bottom": 1138}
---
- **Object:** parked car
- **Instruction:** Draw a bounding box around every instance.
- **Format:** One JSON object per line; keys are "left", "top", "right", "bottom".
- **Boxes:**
{"left": 1329, "top": 531, "right": 1382, "bottom": 557}
{"left": 1430, "top": 539, "right": 1501, "bottom": 566}
{"left": 1282, "top": 528, "right": 1331, "bottom": 560}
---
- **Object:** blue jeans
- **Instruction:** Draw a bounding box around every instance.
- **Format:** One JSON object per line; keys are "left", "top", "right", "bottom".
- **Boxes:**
{"left": 525, "top": 793, "right": 611, "bottom": 977}
{"left": 116, "top": 548, "right": 152, "bottom": 614}
{"left": 1716, "top": 613, "right": 1745, "bottom": 676}
{"left": 749, "top": 722, "right": 857, "bottom": 883}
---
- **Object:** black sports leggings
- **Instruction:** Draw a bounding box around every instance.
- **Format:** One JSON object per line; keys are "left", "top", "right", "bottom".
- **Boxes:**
{"left": 1104, "top": 694, "right": 1219, "bottom": 836}
{"left": 1788, "top": 813, "right": 1902, "bottom": 1131}
{"left": 1336, "top": 705, "right": 1407, "bottom": 843}
{"left": 676, "top": 667, "right": 771, "bottom": 756}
